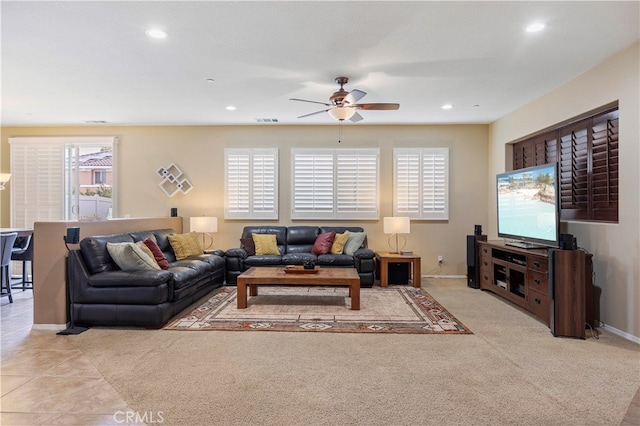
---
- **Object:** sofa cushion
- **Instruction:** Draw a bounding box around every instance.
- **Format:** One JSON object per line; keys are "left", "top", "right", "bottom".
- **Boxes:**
{"left": 312, "top": 232, "right": 336, "bottom": 255}
{"left": 143, "top": 238, "right": 170, "bottom": 270}
{"left": 168, "top": 232, "right": 204, "bottom": 260}
{"left": 245, "top": 255, "right": 282, "bottom": 266}
{"left": 253, "top": 234, "right": 279, "bottom": 255}
{"left": 317, "top": 254, "right": 355, "bottom": 266}
{"left": 80, "top": 233, "right": 135, "bottom": 274}
{"left": 106, "top": 242, "right": 161, "bottom": 271}
{"left": 330, "top": 231, "right": 350, "bottom": 254}
{"left": 343, "top": 232, "right": 367, "bottom": 256}
{"left": 240, "top": 237, "right": 256, "bottom": 256}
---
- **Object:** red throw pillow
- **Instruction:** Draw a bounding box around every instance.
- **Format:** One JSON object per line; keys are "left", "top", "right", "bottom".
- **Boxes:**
{"left": 143, "top": 238, "right": 170, "bottom": 270}
{"left": 311, "top": 232, "right": 336, "bottom": 255}
{"left": 240, "top": 238, "right": 256, "bottom": 256}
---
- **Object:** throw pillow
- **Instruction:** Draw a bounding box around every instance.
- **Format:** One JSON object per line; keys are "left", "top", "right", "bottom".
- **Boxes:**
{"left": 106, "top": 242, "right": 160, "bottom": 271}
{"left": 240, "top": 237, "right": 256, "bottom": 256}
{"left": 136, "top": 241, "right": 157, "bottom": 265}
{"left": 168, "top": 232, "right": 204, "bottom": 261}
{"left": 330, "top": 231, "right": 351, "bottom": 254}
{"left": 343, "top": 232, "right": 367, "bottom": 256}
{"left": 312, "top": 231, "right": 336, "bottom": 255}
{"left": 143, "top": 238, "right": 170, "bottom": 270}
{"left": 252, "top": 233, "right": 279, "bottom": 255}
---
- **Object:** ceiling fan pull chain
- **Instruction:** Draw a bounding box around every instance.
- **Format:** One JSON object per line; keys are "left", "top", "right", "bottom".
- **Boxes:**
{"left": 338, "top": 120, "right": 342, "bottom": 143}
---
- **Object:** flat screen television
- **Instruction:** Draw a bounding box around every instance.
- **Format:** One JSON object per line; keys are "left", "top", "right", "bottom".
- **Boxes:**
{"left": 496, "top": 163, "right": 559, "bottom": 249}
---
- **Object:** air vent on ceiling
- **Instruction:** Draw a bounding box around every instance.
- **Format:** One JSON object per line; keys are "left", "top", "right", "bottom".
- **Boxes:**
{"left": 85, "top": 120, "right": 108, "bottom": 124}
{"left": 255, "top": 118, "right": 278, "bottom": 123}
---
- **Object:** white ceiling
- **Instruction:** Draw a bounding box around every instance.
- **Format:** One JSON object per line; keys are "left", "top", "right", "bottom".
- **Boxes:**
{"left": 2, "top": 1, "right": 638, "bottom": 126}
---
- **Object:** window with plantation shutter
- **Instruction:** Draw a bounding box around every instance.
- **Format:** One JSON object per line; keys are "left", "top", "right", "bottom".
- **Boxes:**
{"left": 225, "top": 148, "right": 278, "bottom": 219}
{"left": 10, "top": 142, "right": 65, "bottom": 228}
{"left": 9, "top": 136, "right": 117, "bottom": 227}
{"left": 393, "top": 147, "right": 449, "bottom": 220}
{"left": 511, "top": 105, "right": 618, "bottom": 223}
{"left": 291, "top": 148, "right": 379, "bottom": 220}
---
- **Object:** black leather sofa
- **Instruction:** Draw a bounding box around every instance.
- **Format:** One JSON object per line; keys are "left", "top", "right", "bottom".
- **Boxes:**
{"left": 224, "top": 226, "right": 376, "bottom": 287}
{"left": 67, "top": 228, "right": 225, "bottom": 327}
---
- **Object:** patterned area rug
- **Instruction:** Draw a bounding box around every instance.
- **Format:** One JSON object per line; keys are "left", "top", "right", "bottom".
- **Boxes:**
{"left": 165, "top": 285, "right": 472, "bottom": 334}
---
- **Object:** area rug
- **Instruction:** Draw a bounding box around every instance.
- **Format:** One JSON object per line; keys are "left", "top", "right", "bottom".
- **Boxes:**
{"left": 165, "top": 285, "right": 472, "bottom": 334}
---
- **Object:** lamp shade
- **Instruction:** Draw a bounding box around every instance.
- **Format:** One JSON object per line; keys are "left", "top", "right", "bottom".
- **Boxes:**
{"left": 383, "top": 217, "right": 410, "bottom": 234}
{"left": 328, "top": 107, "right": 356, "bottom": 121}
{"left": 190, "top": 216, "right": 217, "bottom": 233}
{"left": 0, "top": 173, "right": 11, "bottom": 190}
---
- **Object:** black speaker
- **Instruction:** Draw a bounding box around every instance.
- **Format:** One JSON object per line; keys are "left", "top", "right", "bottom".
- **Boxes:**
{"left": 474, "top": 224, "right": 482, "bottom": 236}
{"left": 466, "top": 235, "right": 478, "bottom": 288}
{"left": 467, "top": 234, "right": 486, "bottom": 289}
{"left": 170, "top": 207, "right": 178, "bottom": 217}
{"left": 388, "top": 263, "right": 409, "bottom": 284}
{"left": 65, "top": 227, "right": 80, "bottom": 244}
{"left": 560, "top": 233, "right": 577, "bottom": 250}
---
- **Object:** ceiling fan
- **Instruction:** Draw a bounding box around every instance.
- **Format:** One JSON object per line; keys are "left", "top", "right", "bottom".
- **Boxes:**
{"left": 290, "top": 77, "right": 400, "bottom": 122}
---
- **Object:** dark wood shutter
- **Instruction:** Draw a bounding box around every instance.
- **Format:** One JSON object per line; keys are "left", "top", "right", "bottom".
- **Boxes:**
{"left": 559, "top": 119, "right": 590, "bottom": 220}
{"left": 590, "top": 110, "right": 618, "bottom": 222}
{"left": 513, "top": 132, "right": 557, "bottom": 169}
{"left": 510, "top": 105, "right": 618, "bottom": 223}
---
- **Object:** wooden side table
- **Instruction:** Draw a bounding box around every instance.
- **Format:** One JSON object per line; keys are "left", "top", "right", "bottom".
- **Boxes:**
{"left": 375, "top": 251, "right": 421, "bottom": 288}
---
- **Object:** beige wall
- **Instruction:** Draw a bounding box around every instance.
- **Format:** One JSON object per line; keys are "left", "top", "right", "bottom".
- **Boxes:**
{"left": 489, "top": 42, "right": 640, "bottom": 340}
{"left": 1, "top": 124, "right": 489, "bottom": 325}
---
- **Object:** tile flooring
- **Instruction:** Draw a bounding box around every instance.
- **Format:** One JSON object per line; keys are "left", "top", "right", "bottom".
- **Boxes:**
{"left": 1, "top": 283, "right": 638, "bottom": 425}
{"left": 1, "top": 289, "right": 144, "bottom": 425}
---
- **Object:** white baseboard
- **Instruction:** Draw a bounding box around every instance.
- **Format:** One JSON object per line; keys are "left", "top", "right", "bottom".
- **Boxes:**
{"left": 32, "top": 323, "right": 67, "bottom": 331}
{"left": 600, "top": 323, "right": 640, "bottom": 344}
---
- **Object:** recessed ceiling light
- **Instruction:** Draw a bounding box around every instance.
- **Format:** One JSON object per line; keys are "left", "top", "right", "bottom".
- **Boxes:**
{"left": 526, "top": 22, "right": 545, "bottom": 33}
{"left": 226, "top": 106, "right": 237, "bottom": 111}
{"left": 145, "top": 28, "right": 168, "bottom": 39}
{"left": 441, "top": 104, "right": 453, "bottom": 110}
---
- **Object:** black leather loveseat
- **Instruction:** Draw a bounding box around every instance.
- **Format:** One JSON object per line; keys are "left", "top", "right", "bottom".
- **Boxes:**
{"left": 67, "top": 228, "right": 225, "bottom": 327}
{"left": 224, "top": 226, "right": 376, "bottom": 287}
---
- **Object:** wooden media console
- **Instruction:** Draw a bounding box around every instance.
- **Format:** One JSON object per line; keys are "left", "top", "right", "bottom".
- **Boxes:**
{"left": 477, "top": 240, "right": 593, "bottom": 339}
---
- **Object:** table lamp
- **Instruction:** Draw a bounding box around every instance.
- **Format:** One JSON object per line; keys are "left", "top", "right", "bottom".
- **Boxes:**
{"left": 383, "top": 216, "right": 410, "bottom": 254}
{"left": 190, "top": 216, "right": 217, "bottom": 250}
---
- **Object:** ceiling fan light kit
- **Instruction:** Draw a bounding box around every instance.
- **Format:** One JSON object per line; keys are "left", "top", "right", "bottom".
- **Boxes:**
{"left": 291, "top": 76, "right": 399, "bottom": 122}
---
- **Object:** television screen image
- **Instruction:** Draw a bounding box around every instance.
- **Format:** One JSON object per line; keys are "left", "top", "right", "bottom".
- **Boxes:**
{"left": 496, "top": 164, "right": 559, "bottom": 248}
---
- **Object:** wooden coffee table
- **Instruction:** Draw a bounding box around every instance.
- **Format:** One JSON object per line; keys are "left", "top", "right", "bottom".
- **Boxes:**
{"left": 237, "top": 267, "right": 360, "bottom": 310}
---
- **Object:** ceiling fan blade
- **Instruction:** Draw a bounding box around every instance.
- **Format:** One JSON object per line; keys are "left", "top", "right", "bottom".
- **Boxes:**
{"left": 297, "top": 109, "right": 329, "bottom": 119}
{"left": 290, "top": 98, "right": 331, "bottom": 106}
{"left": 343, "top": 89, "right": 367, "bottom": 105}
{"left": 349, "top": 112, "right": 364, "bottom": 123}
{"left": 353, "top": 103, "right": 400, "bottom": 110}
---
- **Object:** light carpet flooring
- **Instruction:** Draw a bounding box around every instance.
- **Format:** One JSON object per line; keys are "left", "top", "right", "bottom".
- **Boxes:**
{"left": 1, "top": 278, "right": 639, "bottom": 425}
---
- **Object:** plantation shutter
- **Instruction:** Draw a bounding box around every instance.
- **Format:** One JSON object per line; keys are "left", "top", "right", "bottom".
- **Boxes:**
{"left": 394, "top": 148, "right": 449, "bottom": 220}
{"left": 559, "top": 119, "right": 590, "bottom": 221}
{"left": 225, "top": 149, "right": 278, "bottom": 219}
{"left": 336, "top": 150, "right": 379, "bottom": 219}
{"left": 513, "top": 132, "right": 557, "bottom": 169}
{"left": 590, "top": 110, "right": 618, "bottom": 222}
{"left": 512, "top": 105, "right": 618, "bottom": 223}
{"left": 10, "top": 141, "right": 65, "bottom": 228}
{"left": 291, "top": 148, "right": 380, "bottom": 220}
{"left": 394, "top": 150, "right": 421, "bottom": 217}
{"left": 422, "top": 148, "right": 449, "bottom": 220}
{"left": 291, "top": 150, "right": 334, "bottom": 219}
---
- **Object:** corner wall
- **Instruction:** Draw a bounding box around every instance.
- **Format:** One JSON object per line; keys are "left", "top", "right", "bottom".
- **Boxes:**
{"left": 488, "top": 42, "right": 640, "bottom": 340}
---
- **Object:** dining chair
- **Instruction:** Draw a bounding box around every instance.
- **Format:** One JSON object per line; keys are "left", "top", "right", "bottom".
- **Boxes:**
{"left": 11, "top": 234, "right": 33, "bottom": 290}
{"left": 1, "top": 232, "right": 18, "bottom": 303}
